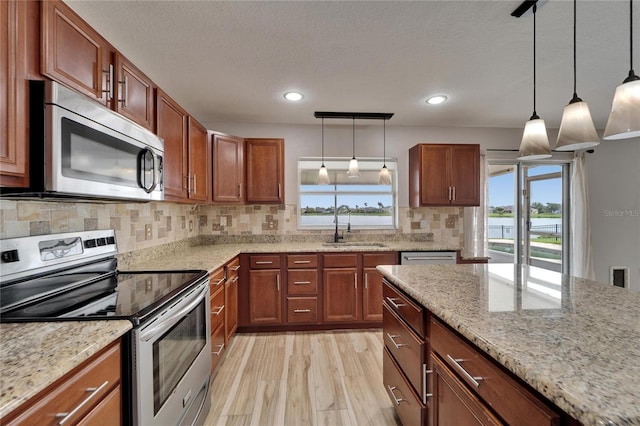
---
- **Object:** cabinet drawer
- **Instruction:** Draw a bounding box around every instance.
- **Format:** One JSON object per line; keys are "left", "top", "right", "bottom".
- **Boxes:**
{"left": 287, "top": 297, "right": 318, "bottom": 323}
{"left": 323, "top": 253, "right": 358, "bottom": 268}
{"left": 383, "top": 304, "right": 427, "bottom": 402}
{"left": 363, "top": 252, "right": 398, "bottom": 268}
{"left": 210, "top": 267, "right": 226, "bottom": 291}
{"left": 211, "top": 321, "right": 226, "bottom": 373}
{"left": 383, "top": 280, "right": 425, "bottom": 338}
{"left": 76, "top": 385, "right": 121, "bottom": 426}
{"left": 249, "top": 254, "right": 281, "bottom": 269}
{"left": 287, "top": 254, "right": 318, "bottom": 269}
{"left": 430, "top": 318, "right": 560, "bottom": 426}
{"left": 226, "top": 257, "right": 241, "bottom": 278}
{"left": 383, "top": 348, "right": 426, "bottom": 426}
{"left": 210, "top": 286, "right": 225, "bottom": 332}
{"left": 5, "top": 341, "right": 121, "bottom": 426}
{"left": 287, "top": 269, "right": 318, "bottom": 294}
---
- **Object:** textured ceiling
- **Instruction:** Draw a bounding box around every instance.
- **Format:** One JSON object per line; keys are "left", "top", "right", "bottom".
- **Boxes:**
{"left": 65, "top": 0, "right": 637, "bottom": 129}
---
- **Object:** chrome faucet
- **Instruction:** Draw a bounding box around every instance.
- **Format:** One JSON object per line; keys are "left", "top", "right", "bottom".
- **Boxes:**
{"left": 333, "top": 205, "right": 351, "bottom": 243}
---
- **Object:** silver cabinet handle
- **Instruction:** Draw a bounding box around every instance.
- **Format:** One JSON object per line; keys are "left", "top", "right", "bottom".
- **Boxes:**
{"left": 278, "top": 183, "right": 281, "bottom": 199}
{"left": 56, "top": 380, "right": 109, "bottom": 425}
{"left": 448, "top": 186, "right": 452, "bottom": 200}
{"left": 230, "top": 276, "right": 239, "bottom": 284}
{"left": 276, "top": 274, "right": 280, "bottom": 291}
{"left": 446, "top": 354, "right": 483, "bottom": 388}
{"left": 118, "top": 75, "right": 128, "bottom": 107}
{"left": 365, "top": 273, "right": 369, "bottom": 289}
{"left": 102, "top": 64, "right": 114, "bottom": 100}
{"left": 452, "top": 186, "right": 456, "bottom": 201}
{"left": 423, "top": 364, "right": 433, "bottom": 403}
{"left": 385, "top": 297, "right": 406, "bottom": 309}
{"left": 354, "top": 273, "right": 357, "bottom": 289}
{"left": 212, "top": 305, "right": 224, "bottom": 316}
{"left": 386, "top": 385, "right": 405, "bottom": 405}
{"left": 213, "top": 343, "right": 225, "bottom": 356}
{"left": 293, "top": 260, "right": 311, "bottom": 264}
{"left": 293, "top": 281, "right": 311, "bottom": 285}
{"left": 255, "top": 261, "right": 273, "bottom": 265}
{"left": 193, "top": 175, "right": 197, "bottom": 194}
{"left": 293, "top": 309, "right": 311, "bottom": 313}
{"left": 230, "top": 265, "right": 241, "bottom": 271}
{"left": 386, "top": 333, "right": 406, "bottom": 349}
{"left": 237, "top": 185, "right": 241, "bottom": 197}
{"left": 213, "top": 278, "right": 225, "bottom": 286}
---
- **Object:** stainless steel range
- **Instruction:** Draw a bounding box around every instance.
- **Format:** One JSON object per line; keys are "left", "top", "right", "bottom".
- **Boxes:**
{"left": 0, "top": 230, "right": 211, "bottom": 426}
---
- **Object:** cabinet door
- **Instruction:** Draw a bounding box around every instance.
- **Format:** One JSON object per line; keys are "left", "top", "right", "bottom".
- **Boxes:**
{"left": 450, "top": 144, "right": 480, "bottom": 206}
{"left": 212, "top": 133, "right": 244, "bottom": 203}
{"left": 248, "top": 269, "right": 282, "bottom": 324}
{"left": 419, "top": 144, "right": 451, "bottom": 206}
{"left": 188, "top": 117, "right": 209, "bottom": 201}
{"left": 114, "top": 53, "right": 154, "bottom": 130}
{"left": 1, "top": 0, "right": 29, "bottom": 187}
{"left": 41, "top": 0, "right": 111, "bottom": 104}
{"left": 245, "top": 138, "right": 284, "bottom": 204}
{"left": 363, "top": 268, "right": 384, "bottom": 321}
{"left": 431, "top": 354, "right": 503, "bottom": 426}
{"left": 156, "top": 89, "right": 188, "bottom": 199}
{"left": 323, "top": 267, "right": 359, "bottom": 322}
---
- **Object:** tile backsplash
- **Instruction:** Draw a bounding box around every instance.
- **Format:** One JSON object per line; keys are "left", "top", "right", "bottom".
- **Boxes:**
{"left": 0, "top": 200, "right": 464, "bottom": 252}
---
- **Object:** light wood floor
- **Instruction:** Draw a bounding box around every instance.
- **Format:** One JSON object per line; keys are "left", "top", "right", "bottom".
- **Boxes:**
{"left": 204, "top": 330, "right": 401, "bottom": 426}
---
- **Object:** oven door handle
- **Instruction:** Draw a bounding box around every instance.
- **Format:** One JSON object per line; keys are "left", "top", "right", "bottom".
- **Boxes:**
{"left": 140, "top": 284, "right": 208, "bottom": 342}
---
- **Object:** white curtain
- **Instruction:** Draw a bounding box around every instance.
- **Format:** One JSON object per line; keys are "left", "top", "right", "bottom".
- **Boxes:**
{"left": 570, "top": 152, "right": 595, "bottom": 280}
{"left": 464, "top": 153, "right": 488, "bottom": 257}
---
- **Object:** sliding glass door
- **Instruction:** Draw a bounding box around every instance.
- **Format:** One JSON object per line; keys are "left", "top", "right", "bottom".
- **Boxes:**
{"left": 488, "top": 161, "right": 569, "bottom": 273}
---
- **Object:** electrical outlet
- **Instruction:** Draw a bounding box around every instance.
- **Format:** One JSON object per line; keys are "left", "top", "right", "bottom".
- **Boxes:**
{"left": 189, "top": 220, "right": 194, "bottom": 232}
{"left": 145, "top": 224, "right": 152, "bottom": 240}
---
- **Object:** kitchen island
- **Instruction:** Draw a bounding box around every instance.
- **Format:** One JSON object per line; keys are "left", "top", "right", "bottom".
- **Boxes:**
{"left": 378, "top": 263, "right": 640, "bottom": 426}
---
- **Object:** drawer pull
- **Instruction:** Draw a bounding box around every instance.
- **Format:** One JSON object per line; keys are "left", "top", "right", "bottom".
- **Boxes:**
{"left": 230, "top": 276, "right": 239, "bottom": 284}
{"left": 230, "top": 265, "right": 241, "bottom": 271}
{"left": 56, "top": 380, "right": 109, "bottom": 425}
{"left": 386, "top": 297, "right": 406, "bottom": 309}
{"left": 213, "top": 343, "right": 225, "bottom": 356}
{"left": 294, "top": 260, "right": 311, "bottom": 264}
{"left": 293, "top": 309, "right": 311, "bottom": 313}
{"left": 255, "top": 261, "right": 273, "bottom": 265}
{"left": 446, "top": 354, "right": 484, "bottom": 388}
{"left": 212, "top": 305, "right": 225, "bottom": 316}
{"left": 214, "top": 278, "right": 225, "bottom": 286}
{"left": 423, "top": 364, "right": 433, "bottom": 402}
{"left": 387, "top": 385, "right": 405, "bottom": 405}
{"left": 386, "top": 333, "right": 406, "bottom": 349}
{"left": 293, "top": 281, "right": 311, "bottom": 285}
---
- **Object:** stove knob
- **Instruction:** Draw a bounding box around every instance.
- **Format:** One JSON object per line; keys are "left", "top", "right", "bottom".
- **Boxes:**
{"left": 1, "top": 249, "right": 19, "bottom": 263}
{"left": 96, "top": 238, "right": 107, "bottom": 246}
{"left": 83, "top": 239, "right": 97, "bottom": 249}
{"left": 106, "top": 236, "right": 115, "bottom": 245}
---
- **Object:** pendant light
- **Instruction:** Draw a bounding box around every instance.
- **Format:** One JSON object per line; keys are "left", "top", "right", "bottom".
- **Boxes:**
{"left": 518, "top": 4, "right": 552, "bottom": 160}
{"left": 379, "top": 119, "right": 391, "bottom": 185}
{"left": 318, "top": 117, "right": 330, "bottom": 184}
{"left": 348, "top": 117, "right": 360, "bottom": 177}
{"left": 603, "top": 0, "right": 640, "bottom": 140}
{"left": 556, "top": 0, "right": 600, "bottom": 151}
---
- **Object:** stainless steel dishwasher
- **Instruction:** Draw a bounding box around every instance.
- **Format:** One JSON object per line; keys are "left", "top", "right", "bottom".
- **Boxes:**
{"left": 400, "top": 251, "right": 457, "bottom": 265}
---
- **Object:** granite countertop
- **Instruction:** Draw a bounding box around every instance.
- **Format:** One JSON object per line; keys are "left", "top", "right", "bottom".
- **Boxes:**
{"left": 377, "top": 263, "right": 640, "bottom": 426}
{"left": 118, "top": 240, "right": 464, "bottom": 273}
{"left": 0, "top": 320, "right": 132, "bottom": 418}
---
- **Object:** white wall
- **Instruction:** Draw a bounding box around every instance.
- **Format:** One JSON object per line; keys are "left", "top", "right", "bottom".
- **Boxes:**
{"left": 587, "top": 138, "right": 640, "bottom": 291}
{"left": 212, "top": 121, "right": 640, "bottom": 290}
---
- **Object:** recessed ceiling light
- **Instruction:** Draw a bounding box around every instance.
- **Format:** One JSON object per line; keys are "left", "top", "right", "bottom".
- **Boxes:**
{"left": 284, "top": 91, "right": 304, "bottom": 102}
{"left": 426, "top": 95, "right": 447, "bottom": 105}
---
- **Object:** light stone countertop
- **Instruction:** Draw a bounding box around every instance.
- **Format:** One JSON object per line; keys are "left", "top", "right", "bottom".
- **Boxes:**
{"left": 118, "top": 240, "right": 465, "bottom": 273}
{"left": 377, "top": 263, "right": 640, "bottom": 426}
{"left": 0, "top": 320, "right": 132, "bottom": 418}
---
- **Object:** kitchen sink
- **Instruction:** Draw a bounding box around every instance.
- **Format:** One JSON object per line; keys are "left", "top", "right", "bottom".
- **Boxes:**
{"left": 322, "top": 242, "right": 389, "bottom": 248}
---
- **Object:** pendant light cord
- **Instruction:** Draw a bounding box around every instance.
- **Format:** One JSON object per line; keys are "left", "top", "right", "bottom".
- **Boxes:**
{"left": 630, "top": 0, "right": 634, "bottom": 72}
{"left": 532, "top": 4, "right": 538, "bottom": 118}
{"left": 321, "top": 117, "right": 325, "bottom": 166}
{"left": 352, "top": 118, "right": 355, "bottom": 159}
{"left": 573, "top": 0, "right": 577, "bottom": 97}
{"left": 383, "top": 119, "right": 386, "bottom": 166}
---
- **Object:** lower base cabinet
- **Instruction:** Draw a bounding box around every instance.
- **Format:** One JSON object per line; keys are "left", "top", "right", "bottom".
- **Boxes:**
{"left": 211, "top": 321, "right": 226, "bottom": 373}
{"left": 383, "top": 348, "right": 427, "bottom": 426}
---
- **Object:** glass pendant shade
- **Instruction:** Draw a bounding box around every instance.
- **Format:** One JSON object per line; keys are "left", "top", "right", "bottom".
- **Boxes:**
{"left": 518, "top": 117, "right": 552, "bottom": 160}
{"left": 378, "top": 165, "right": 391, "bottom": 185}
{"left": 348, "top": 157, "right": 360, "bottom": 177}
{"left": 318, "top": 165, "right": 330, "bottom": 185}
{"left": 556, "top": 100, "right": 600, "bottom": 150}
{"left": 603, "top": 78, "right": 640, "bottom": 140}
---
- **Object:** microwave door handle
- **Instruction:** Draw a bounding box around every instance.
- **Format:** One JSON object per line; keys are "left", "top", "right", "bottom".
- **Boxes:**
{"left": 138, "top": 148, "right": 158, "bottom": 193}
{"left": 139, "top": 285, "right": 208, "bottom": 342}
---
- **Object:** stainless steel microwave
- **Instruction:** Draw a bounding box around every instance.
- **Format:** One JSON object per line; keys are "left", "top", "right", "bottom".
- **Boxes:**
{"left": 1, "top": 80, "right": 164, "bottom": 201}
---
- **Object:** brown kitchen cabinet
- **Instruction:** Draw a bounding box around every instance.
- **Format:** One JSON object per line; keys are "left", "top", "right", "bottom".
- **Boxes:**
{"left": 286, "top": 254, "right": 320, "bottom": 324}
{"left": 1, "top": 0, "right": 38, "bottom": 188}
{"left": 248, "top": 255, "right": 282, "bottom": 325}
{"left": 211, "top": 132, "right": 244, "bottom": 204}
{"left": 409, "top": 143, "right": 480, "bottom": 207}
{"left": 323, "top": 254, "right": 359, "bottom": 322}
{"left": 2, "top": 340, "right": 123, "bottom": 426}
{"left": 362, "top": 252, "right": 398, "bottom": 322}
{"left": 113, "top": 52, "right": 155, "bottom": 130}
{"left": 209, "top": 267, "right": 226, "bottom": 373}
{"left": 245, "top": 138, "right": 284, "bottom": 204}
{"left": 224, "top": 257, "right": 240, "bottom": 343}
{"left": 187, "top": 117, "right": 210, "bottom": 202}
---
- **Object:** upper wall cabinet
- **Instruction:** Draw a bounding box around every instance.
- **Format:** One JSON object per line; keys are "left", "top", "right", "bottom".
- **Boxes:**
{"left": 211, "top": 132, "right": 244, "bottom": 204}
{"left": 245, "top": 138, "right": 284, "bottom": 204}
{"left": 41, "top": 0, "right": 156, "bottom": 131}
{"left": 156, "top": 88, "right": 189, "bottom": 200}
{"left": 187, "top": 117, "right": 209, "bottom": 202}
{"left": 409, "top": 144, "right": 480, "bottom": 207}
{"left": 41, "top": 0, "right": 112, "bottom": 105}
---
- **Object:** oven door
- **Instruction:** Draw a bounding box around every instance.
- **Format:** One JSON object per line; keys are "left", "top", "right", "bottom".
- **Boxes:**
{"left": 133, "top": 279, "right": 211, "bottom": 426}
{"left": 45, "top": 82, "right": 164, "bottom": 201}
